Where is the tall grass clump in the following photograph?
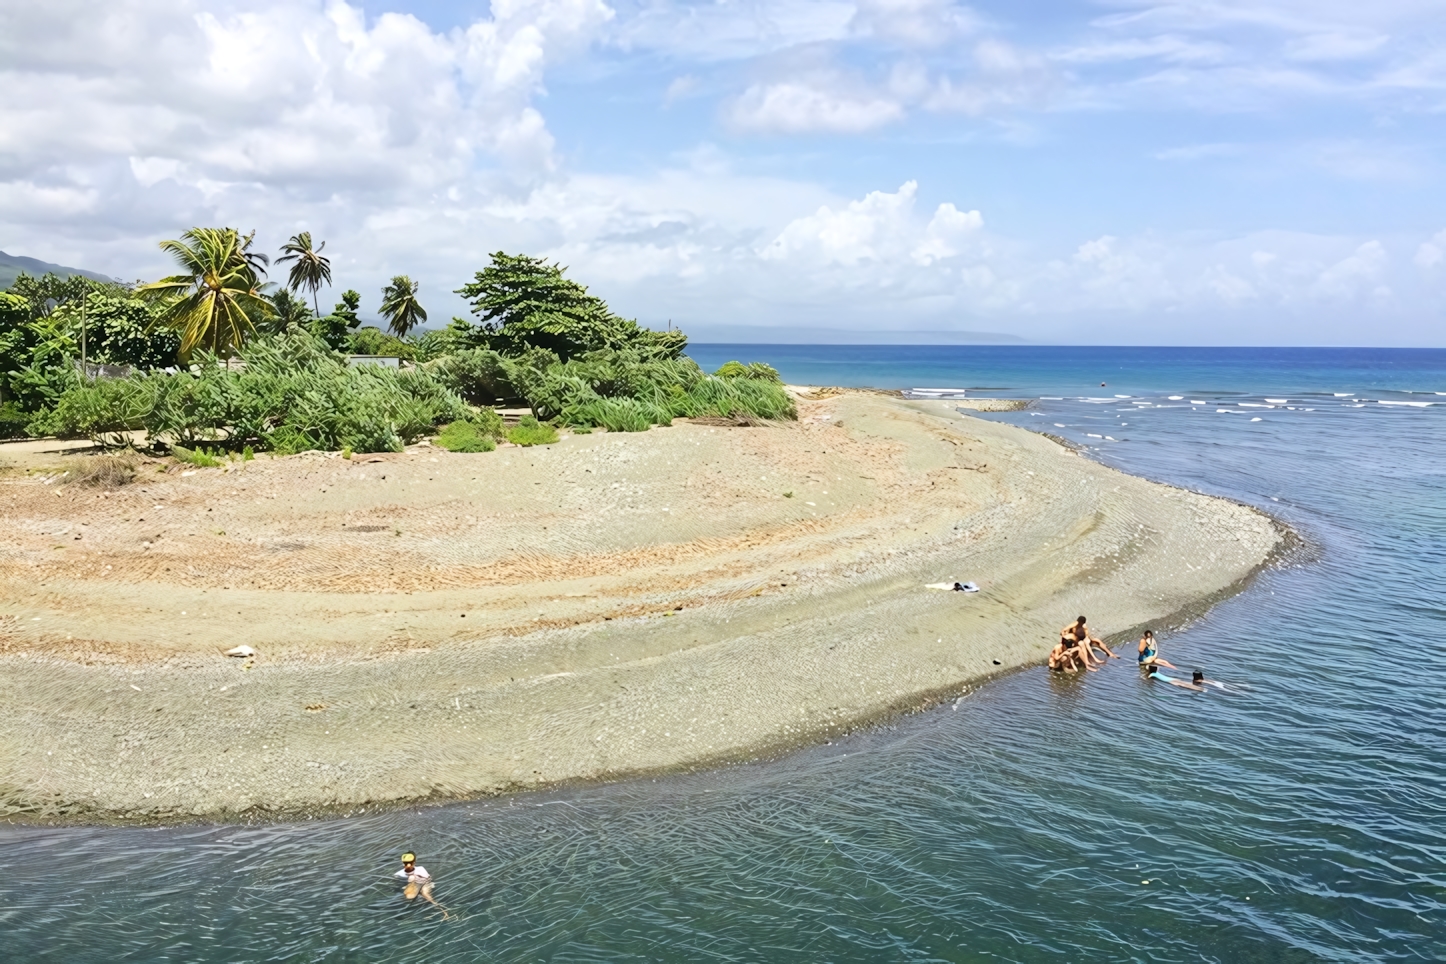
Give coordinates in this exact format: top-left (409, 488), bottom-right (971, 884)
top-left (71, 452), bottom-right (140, 487)
top-left (565, 397), bottom-right (670, 432)
top-left (171, 445), bottom-right (224, 468)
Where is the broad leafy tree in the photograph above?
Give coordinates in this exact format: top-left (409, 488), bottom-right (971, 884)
top-left (138, 228), bottom-right (274, 359)
top-left (454, 252), bottom-right (685, 361)
top-left (276, 232), bottom-right (332, 315)
top-left (310, 289), bottom-right (363, 350)
top-left (379, 275), bottom-right (426, 338)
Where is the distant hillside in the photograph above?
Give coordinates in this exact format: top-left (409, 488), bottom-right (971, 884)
top-left (689, 325), bottom-right (1029, 345)
top-left (0, 250), bottom-right (115, 290)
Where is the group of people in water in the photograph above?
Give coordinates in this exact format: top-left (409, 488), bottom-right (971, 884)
top-left (397, 617), bottom-right (1221, 916)
top-left (1048, 616), bottom-right (1221, 691)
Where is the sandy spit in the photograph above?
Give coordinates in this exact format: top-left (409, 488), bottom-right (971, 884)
top-left (0, 393), bottom-right (1281, 824)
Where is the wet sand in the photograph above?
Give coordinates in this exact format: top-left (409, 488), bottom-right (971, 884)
top-left (0, 392), bottom-right (1281, 823)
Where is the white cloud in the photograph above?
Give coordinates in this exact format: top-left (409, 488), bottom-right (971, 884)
top-left (727, 36), bottom-right (1055, 133)
top-left (0, 0), bottom-right (616, 297)
top-left (1285, 31), bottom-right (1389, 62)
top-left (849, 0), bottom-right (980, 48)
top-left (1153, 143), bottom-right (1245, 161)
top-left (728, 77), bottom-right (905, 133)
top-left (609, 0), bottom-right (855, 62)
top-left (913, 203), bottom-right (984, 264)
top-left (761, 181), bottom-right (924, 264)
top-left (0, 0), bottom-right (612, 217)
top-left (1414, 230), bottom-right (1446, 269)
top-left (1, 1), bottom-right (1442, 344)
top-left (1315, 240), bottom-right (1387, 296)
top-left (1053, 35), bottom-right (1228, 66)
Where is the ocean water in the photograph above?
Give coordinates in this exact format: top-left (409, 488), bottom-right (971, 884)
top-left (4, 347), bottom-right (1443, 963)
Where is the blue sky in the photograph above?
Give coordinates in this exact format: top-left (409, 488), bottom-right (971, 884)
top-left (2, 0), bottom-right (1444, 344)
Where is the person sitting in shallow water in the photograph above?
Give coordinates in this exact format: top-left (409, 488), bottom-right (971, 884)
top-left (1062, 616), bottom-right (1118, 667)
top-left (396, 852), bottom-right (449, 919)
top-left (1048, 638), bottom-right (1092, 673)
top-left (1136, 630), bottom-right (1177, 670)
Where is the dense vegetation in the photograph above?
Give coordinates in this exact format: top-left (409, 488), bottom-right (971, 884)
top-left (0, 231), bottom-right (793, 452)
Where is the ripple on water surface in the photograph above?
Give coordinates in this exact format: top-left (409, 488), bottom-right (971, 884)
top-left (4, 348), bottom-right (1445, 962)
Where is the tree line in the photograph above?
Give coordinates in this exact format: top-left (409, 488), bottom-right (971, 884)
top-left (0, 225), bottom-right (789, 451)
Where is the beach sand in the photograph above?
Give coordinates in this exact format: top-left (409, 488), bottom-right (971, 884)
top-left (0, 392), bottom-right (1282, 823)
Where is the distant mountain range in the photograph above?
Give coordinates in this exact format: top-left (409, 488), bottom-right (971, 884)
top-left (688, 325), bottom-right (1028, 345)
top-left (0, 250), bottom-right (115, 290)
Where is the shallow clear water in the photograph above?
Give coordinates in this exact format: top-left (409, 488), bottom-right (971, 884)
top-left (5, 347), bottom-right (1444, 962)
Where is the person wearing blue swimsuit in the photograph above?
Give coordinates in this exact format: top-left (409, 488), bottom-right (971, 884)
top-left (1136, 630), bottom-right (1176, 670)
top-left (1146, 666), bottom-right (1204, 691)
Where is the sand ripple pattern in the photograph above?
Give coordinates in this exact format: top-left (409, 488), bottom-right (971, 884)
top-left (0, 394), bottom-right (1278, 822)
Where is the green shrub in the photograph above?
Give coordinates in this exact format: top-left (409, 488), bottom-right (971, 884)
top-left (0, 401), bottom-right (31, 439)
top-left (506, 415), bottom-right (558, 446)
top-left (37, 330), bottom-right (469, 454)
top-left (466, 406), bottom-right (505, 438)
top-left (28, 374), bottom-right (157, 444)
top-left (713, 360), bottom-right (781, 383)
top-left (426, 348), bottom-right (517, 405)
top-left (346, 326), bottom-right (415, 359)
top-left (435, 420), bottom-right (497, 452)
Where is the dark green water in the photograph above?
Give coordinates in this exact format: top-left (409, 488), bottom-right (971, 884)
top-left (4, 348), bottom-right (1443, 962)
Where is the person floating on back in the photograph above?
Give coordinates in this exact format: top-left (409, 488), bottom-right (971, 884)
top-left (1145, 665), bottom-right (1204, 691)
top-left (1192, 670), bottom-right (1227, 690)
top-left (1136, 629), bottom-right (1177, 670)
top-left (396, 851), bottom-right (449, 919)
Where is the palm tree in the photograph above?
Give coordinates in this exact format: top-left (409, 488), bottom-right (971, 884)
top-left (379, 275), bottom-right (427, 338)
top-left (263, 286), bottom-right (313, 333)
top-left (275, 232), bottom-right (332, 315)
top-left (138, 227), bottom-right (274, 359)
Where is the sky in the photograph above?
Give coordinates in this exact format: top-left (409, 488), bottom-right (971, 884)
top-left (2, 0), bottom-right (1444, 345)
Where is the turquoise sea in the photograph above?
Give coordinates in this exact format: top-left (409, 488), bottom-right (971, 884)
top-left (4, 346), bottom-right (1443, 962)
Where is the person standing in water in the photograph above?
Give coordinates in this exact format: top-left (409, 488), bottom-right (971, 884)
top-left (1137, 630), bottom-right (1177, 670)
top-left (396, 852), bottom-right (449, 919)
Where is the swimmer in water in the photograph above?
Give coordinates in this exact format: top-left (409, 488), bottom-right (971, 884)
top-left (395, 852), bottom-right (449, 919)
top-left (1146, 666), bottom-right (1204, 692)
top-left (1136, 630), bottom-right (1177, 670)
top-left (1191, 670), bottom-right (1226, 690)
